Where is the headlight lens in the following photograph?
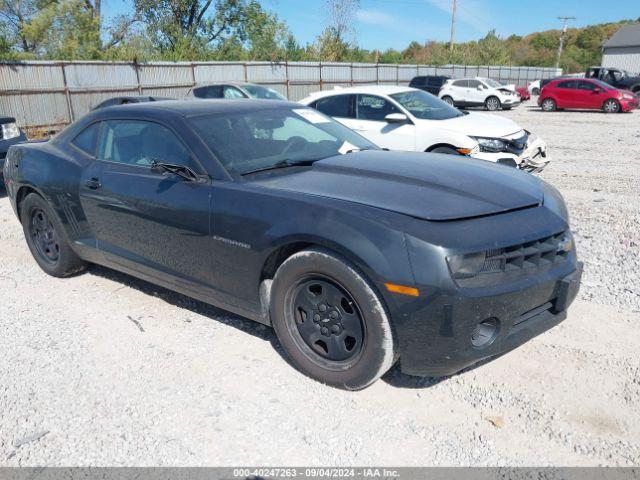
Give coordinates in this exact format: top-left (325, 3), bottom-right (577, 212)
top-left (2, 122), bottom-right (20, 140)
top-left (447, 251), bottom-right (486, 279)
top-left (473, 137), bottom-right (507, 153)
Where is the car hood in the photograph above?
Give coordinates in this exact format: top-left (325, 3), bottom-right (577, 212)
top-left (432, 112), bottom-right (524, 139)
top-left (249, 151), bottom-right (543, 221)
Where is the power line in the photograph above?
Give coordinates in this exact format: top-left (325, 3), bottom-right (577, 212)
top-left (556, 16), bottom-right (576, 68)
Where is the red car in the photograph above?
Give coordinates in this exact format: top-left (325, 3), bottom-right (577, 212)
top-left (539, 78), bottom-right (638, 113)
top-left (516, 86), bottom-right (531, 101)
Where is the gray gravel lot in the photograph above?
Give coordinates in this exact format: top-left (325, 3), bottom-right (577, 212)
top-left (0, 104), bottom-right (639, 466)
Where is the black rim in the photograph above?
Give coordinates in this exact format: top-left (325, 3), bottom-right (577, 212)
top-left (287, 276), bottom-right (365, 364)
top-left (30, 208), bottom-right (60, 264)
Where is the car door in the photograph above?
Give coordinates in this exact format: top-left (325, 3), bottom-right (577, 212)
top-left (575, 80), bottom-right (601, 109)
top-left (466, 79), bottom-right (487, 105)
top-left (448, 79), bottom-right (469, 104)
top-left (78, 119), bottom-right (214, 287)
top-left (352, 94), bottom-right (416, 151)
top-left (554, 80), bottom-right (579, 108)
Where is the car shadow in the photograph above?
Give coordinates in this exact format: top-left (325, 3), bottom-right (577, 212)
top-left (87, 264), bottom-right (286, 354)
top-left (0, 185), bottom-right (7, 199)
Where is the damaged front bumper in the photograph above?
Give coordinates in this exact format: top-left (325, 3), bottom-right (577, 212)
top-left (472, 135), bottom-right (550, 173)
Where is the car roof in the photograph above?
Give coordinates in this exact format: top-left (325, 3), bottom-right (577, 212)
top-left (91, 98), bottom-right (298, 117)
top-left (306, 85), bottom-right (417, 98)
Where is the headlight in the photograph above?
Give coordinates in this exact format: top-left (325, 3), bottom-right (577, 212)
top-left (472, 137), bottom-right (507, 153)
top-left (447, 251), bottom-right (486, 279)
top-left (2, 122), bottom-right (20, 140)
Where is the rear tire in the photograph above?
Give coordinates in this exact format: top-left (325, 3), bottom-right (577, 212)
top-left (270, 248), bottom-right (396, 390)
top-left (485, 96), bottom-right (501, 111)
top-left (541, 98), bottom-right (557, 112)
top-left (441, 96), bottom-right (454, 106)
top-left (603, 99), bottom-right (620, 114)
top-left (20, 193), bottom-right (86, 277)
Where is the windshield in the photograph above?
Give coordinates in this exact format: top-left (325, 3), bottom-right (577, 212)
top-left (189, 107), bottom-right (377, 175)
top-left (242, 84), bottom-right (287, 100)
top-left (481, 78), bottom-right (502, 88)
top-left (390, 90), bottom-right (464, 120)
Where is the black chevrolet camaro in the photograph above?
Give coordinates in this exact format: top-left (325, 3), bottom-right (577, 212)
top-left (2, 100), bottom-right (582, 390)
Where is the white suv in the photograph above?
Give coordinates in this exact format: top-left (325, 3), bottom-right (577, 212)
top-left (439, 77), bottom-right (520, 111)
top-left (299, 85), bottom-right (549, 172)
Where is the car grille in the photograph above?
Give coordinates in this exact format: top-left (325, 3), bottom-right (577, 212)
top-left (480, 231), bottom-right (569, 275)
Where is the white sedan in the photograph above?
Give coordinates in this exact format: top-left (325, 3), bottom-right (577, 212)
top-left (298, 85), bottom-right (549, 172)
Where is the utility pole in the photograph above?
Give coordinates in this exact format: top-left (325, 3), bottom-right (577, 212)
top-left (556, 16), bottom-right (576, 68)
top-left (449, 0), bottom-right (457, 51)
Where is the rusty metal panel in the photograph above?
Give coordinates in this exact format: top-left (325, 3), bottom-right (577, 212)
top-left (287, 62), bottom-right (320, 82)
top-left (194, 63), bottom-right (245, 83)
top-left (0, 62), bottom-right (65, 91)
top-left (64, 63), bottom-right (137, 89)
top-left (0, 93), bottom-right (69, 127)
top-left (246, 62), bottom-right (287, 82)
top-left (140, 86), bottom-right (192, 98)
top-left (138, 63), bottom-right (193, 87)
top-left (352, 63), bottom-right (377, 82)
top-left (322, 63), bottom-right (351, 83)
top-left (288, 83), bottom-right (322, 101)
top-left (70, 90), bottom-right (138, 117)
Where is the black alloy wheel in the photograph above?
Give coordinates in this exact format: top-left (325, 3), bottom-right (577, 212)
top-left (29, 207), bottom-right (60, 265)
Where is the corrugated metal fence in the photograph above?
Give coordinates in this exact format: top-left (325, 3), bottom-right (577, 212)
top-left (0, 60), bottom-right (562, 130)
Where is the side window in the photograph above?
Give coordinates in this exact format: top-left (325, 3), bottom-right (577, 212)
top-left (356, 94), bottom-right (401, 122)
top-left (467, 80), bottom-right (482, 89)
top-left (97, 120), bottom-right (194, 169)
top-left (72, 122), bottom-right (100, 156)
top-left (452, 80), bottom-right (468, 88)
top-left (314, 94), bottom-right (353, 118)
top-left (577, 81), bottom-right (596, 91)
top-left (223, 86), bottom-right (246, 99)
top-left (411, 77), bottom-right (426, 87)
top-left (193, 85), bottom-right (223, 98)
top-left (557, 80), bottom-right (577, 89)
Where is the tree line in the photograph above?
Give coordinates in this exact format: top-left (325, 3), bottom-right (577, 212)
top-left (0, 0), bottom-right (637, 72)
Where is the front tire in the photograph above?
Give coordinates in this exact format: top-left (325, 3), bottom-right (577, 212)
top-left (541, 98), bottom-right (557, 112)
top-left (270, 248), bottom-right (396, 390)
top-left (441, 96), bottom-right (454, 106)
top-left (603, 99), bottom-right (620, 114)
top-left (21, 193), bottom-right (86, 277)
top-left (485, 96), bottom-right (502, 111)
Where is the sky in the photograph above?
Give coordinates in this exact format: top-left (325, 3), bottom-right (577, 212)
top-left (102, 0), bottom-right (639, 50)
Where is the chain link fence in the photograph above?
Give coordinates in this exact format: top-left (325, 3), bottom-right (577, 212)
top-left (0, 60), bottom-right (562, 133)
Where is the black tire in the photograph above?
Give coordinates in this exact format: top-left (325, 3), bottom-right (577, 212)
top-left (270, 248), bottom-right (396, 390)
top-left (541, 97), bottom-right (557, 112)
top-left (602, 99), bottom-right (620, 114)
top-left (532, 87), bottom-right (540, 96)
top-left (441, 96), bottom-right (454, 106)
top-left (485, 96), bottom-right (501, 111)
top-left (430, 146), bottom-right (460, 155)
top-left (20, 193), bottom-right (86, 277)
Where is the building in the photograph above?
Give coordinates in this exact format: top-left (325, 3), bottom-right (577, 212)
top-left (602, 24), bottom-right (640, 73)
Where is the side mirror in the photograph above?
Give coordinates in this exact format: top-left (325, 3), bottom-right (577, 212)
top-left (384, 113), bottom-right (408, 124)
top-left (477, 86), bottom-right (483, 91)
top-left (593, 87), bottom-right (603, 94)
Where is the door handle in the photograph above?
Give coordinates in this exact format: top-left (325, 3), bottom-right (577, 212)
top-left (85, 178), bottom-right (102, 190)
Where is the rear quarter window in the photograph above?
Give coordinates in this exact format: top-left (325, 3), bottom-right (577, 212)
top-left (71, 123), bottom-right (100, 156)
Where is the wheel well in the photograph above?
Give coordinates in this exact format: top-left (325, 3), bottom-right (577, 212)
top-left (260, 242), bottom-right (314, 282)
top-left (426, 143), bottom-right (458, 153)
top-left (15, 186), bottom-right (39, 218)
top-left (485, 95), bottom-right (500, 102)
top-left (630, 84), bottom-right (640, 94)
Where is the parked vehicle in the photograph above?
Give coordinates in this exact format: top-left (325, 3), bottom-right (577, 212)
top-left (409, 75), bottom-right (450, 95)
top-left (438, 77), bottom-right (520, 111)
top-left (299, 86), bottom-right (549, 172)
top-left (585, 66), bottom-right (640, 94)
top-left (92, 96), bottom-right (172, 109)
top-left (189, 83), bottom-right (287, 100)
top-left (528, 80), bottom-right (541, 96)
top-left (539, 78), bottom-right (638, 113)
top-left (0, 116), bottom-right (27, 178)
top-left (516, 87), bottom-right (531, 101)
top-left (3, 100), bottom-right (582, 389)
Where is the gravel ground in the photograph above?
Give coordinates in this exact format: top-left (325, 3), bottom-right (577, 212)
top-left (0, 104), bottom-right (639, 466)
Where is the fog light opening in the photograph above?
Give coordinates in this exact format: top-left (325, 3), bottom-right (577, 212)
top-left (471, 317), bottom-right (500, 348)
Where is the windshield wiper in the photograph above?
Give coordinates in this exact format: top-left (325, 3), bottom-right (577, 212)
top-left (241, 159), bottom-right (317, 175)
